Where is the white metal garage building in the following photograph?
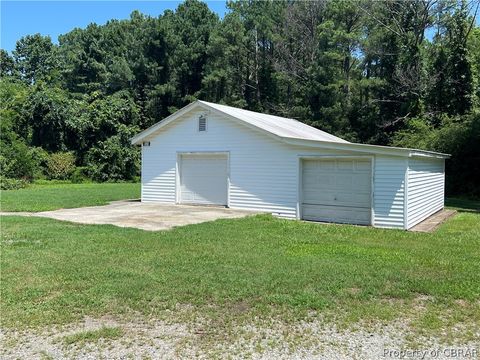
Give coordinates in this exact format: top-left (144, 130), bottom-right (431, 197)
top-left (132, 100), bottom-right (449, 230)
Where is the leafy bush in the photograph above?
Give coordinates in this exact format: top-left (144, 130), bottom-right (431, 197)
top-left (0, 176), bottom-right (28, 190)
top-left (0, 138), bottom-right (38, 180)
top-left (86, 125), bottom-right (140, 182)
top-left (29, 147), bottom-right (49, 179)
top-left (46, 152), bottom-right (76, 180)
top-left (0, 91), bottom-right (40, 181)
top-left (393, 112), bottom-right (480, 197)
top-left (70, 166), bottom-right (90, 183)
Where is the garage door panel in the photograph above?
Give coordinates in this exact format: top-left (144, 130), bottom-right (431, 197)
top-left (355, 193), bottom-right (371, 203)
top-left (336, 176), bottom-right (353, 188)
top-left (303, 192), bottom-right (370, 208)
top-left (183, 159), bottom-right (225, 172)
top-left (356, 160), bottom-right (371, 171)
top-left (302, 158), bottom-right (372, 225)
top-left (319, 160), bottom-right (335, 170)
top-left (303, 190), bottom-right (336, 204)
top-left (180, 154), bottom-right (228, 205)
top-left (302, 204), bottom-right (371, 225)
top-left (355, 175), bottom-right (371, 188)
top-left (337, 160), bottom-right (354, 171)
top-left (318, 175), bottom-right (335, 187)
top-left (336, 193), bottom-right (367, 204)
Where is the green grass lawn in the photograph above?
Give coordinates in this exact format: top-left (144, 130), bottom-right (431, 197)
top-left (1, 199), bottom-right (479, 342)
top-left (61, 326), bottom-right (124, 345)
top-left (0, 182), bottom-right (140, 212)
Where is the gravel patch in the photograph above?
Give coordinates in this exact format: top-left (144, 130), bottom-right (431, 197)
top-left (1, 315), bottom-right (189, 360)
top-left (1, 313), bottom-right (477, 359)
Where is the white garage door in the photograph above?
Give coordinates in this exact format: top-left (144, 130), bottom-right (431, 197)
top-left (179, 154), bottom-right (228, 205)
top-left (301, 158), bottom-right (372, 225)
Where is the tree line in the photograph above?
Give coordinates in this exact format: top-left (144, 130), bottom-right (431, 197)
top-left (1, 0), bottom-right (479, 195)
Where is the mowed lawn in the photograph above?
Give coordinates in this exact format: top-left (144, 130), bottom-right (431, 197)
top-left (1, 189), bottom-right (479, 342)
top-left (0, 184), bottom-right (480, 341)
top-left (0, 182), bottom-right (140, 212)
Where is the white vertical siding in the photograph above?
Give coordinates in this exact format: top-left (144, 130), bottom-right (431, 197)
top-left (406, 158), bottom-right (445, 229)
top-left (373, 156), bottom-right (407, 229)
top-left (141, 109), bottom-right (350, 219)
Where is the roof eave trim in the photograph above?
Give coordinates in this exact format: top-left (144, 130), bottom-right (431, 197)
top-left (409, 151), bottom-right (451, 159)
top-left (282, 138), bottom-right (450, 158)
top-left (281, 137), bottom-right (410, 156)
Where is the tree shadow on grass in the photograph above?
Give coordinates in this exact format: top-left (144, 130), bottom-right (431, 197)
top-left (445, 198), bottom-right (480, 213)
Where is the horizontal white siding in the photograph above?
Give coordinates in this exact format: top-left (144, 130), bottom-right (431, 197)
top-left (406, 158), bottom-right (445, 229)
top-left (142, 109), bottom-right (351, 219)
top-left (373, 156), bottom-right (407, 229)
top-left (142, 109), bottom-right (417, 228)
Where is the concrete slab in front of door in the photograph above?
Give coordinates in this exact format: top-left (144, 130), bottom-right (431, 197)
top-left (13, 200), bottom-right (260, 231)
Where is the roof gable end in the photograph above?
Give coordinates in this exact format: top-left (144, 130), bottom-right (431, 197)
top-left (131, 100), bottom-right (450, 159)
top-left (131, 100), bottom-right (348, 145)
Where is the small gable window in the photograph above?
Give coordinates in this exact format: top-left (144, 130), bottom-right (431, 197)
top-left (198, 115), bottom-right (207, 132)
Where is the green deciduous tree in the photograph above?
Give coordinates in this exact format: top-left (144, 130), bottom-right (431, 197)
top-left (0, 0), bottom-right (478, 192)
